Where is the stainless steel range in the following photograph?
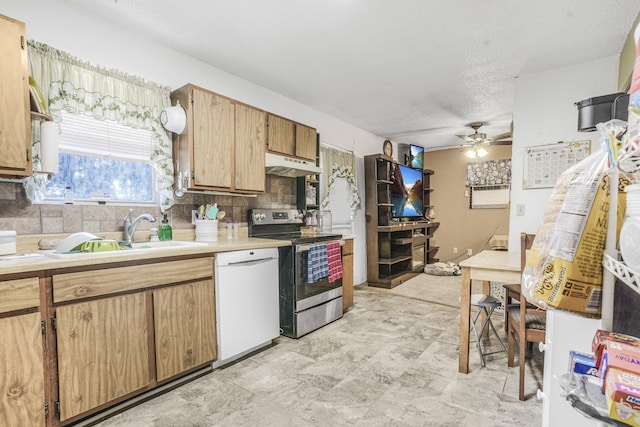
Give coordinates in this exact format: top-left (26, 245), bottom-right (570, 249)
top-left (248, 208), bottom-right (343, 338)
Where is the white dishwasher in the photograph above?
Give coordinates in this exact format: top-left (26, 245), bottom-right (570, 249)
top-left (213, 247), bottom-right (279, 368)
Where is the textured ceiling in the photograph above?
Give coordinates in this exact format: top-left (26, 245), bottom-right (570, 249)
top-left (62, 0), bottom-right (640, 150)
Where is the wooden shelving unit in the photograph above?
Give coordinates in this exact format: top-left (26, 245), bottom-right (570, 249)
top-left (296, 174), bottom-right (320, 211)
top-left (365, 154), bottom-right (439, 289)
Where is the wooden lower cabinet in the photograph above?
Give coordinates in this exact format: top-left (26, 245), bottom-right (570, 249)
top-left (342, 238), bottom-right (354, 311)
top-left (153, 279), bottom-right (216, 382)
top-left (0, 311), bottom-right (46, 427)
top-left (55, 292), bottom-right (150, 422)
top-left (50, 255), bottom-right (216, 425)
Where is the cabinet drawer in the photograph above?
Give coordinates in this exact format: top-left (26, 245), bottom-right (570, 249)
top-left (0, 277), bottom-right (40, 313)
top-left (53, 257), bottom-right (214, 303)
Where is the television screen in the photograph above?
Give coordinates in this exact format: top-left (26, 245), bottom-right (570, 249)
top-left (391, 164), bottom-right (424, 219)
top-left (409, 145), bottom-right (424, 169)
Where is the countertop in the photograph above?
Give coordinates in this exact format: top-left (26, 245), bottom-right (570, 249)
top-left (0, 237), bottom-right (291, 276)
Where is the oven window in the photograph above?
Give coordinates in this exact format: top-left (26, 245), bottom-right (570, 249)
top-left (295, 245), bottom-right (342, 301)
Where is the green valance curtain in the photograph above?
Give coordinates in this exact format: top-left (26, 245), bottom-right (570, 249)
top-left (319, 144), bottom-right (361, 210)
top-left (25, 41), bottom-right (174, 210)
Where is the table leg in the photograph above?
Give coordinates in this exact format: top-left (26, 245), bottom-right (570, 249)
top-left (481, 280), bottom-right (491, 337)
top-left (459, 266), bottom-right (471, 373)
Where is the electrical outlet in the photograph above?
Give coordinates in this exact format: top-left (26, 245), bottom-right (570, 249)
top-left (452, 247), bottom-right (458, 254)
top-left (191, 210), bottom-right (198, 225)
top-left (467, 248), bottom-right (473, 256)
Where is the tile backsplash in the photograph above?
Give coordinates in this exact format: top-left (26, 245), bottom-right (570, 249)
top-left (0, 175), bottom-right (297, 236)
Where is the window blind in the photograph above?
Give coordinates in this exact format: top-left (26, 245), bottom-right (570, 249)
top-left (58, 111), bottom-right (152, 162)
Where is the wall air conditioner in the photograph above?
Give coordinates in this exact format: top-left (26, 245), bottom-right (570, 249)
top-left (470, 184), bottom-right (510, 209)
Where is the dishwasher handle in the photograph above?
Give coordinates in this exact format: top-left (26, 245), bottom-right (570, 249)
top-left (215, 247), bottom-right (279, 267)
top-left (222, 258), bottom-right (275, 268)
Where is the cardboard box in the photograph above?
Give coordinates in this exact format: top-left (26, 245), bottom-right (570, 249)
top-left (599, 340), bottom-right (640, 392)
top-left (606, 367), bottom-right (640, 426)
top-left (592, 329), bottom-right (640, 369)
top-left (569, 351), bottom-right (598, 377)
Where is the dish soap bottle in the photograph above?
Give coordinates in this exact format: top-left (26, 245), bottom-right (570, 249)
top-left (158, 213), bottom-right (172, 241)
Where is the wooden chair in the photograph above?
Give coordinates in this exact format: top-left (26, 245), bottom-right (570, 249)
top-left (504, 233), bottom-right (546, 401)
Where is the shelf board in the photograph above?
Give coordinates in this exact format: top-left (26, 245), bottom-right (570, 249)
top-left (423, 169), bottom-right (434, 175)
top-left (378, 203), bottom-right (393, 207)
top-left (377, 179), bottom-right (393, 185)
top-left (427, 246), bottom-right (440, 254)
top-left (378, 255), bottom-right (412, 265)
top-left (391, 238), bottom-right (413, 245)
top-left (603, 253), bottom-right (640, 294)
top-left (368, 270), bottom-right (421, 289)
top-left (412, 235), bottom-right (427, 245)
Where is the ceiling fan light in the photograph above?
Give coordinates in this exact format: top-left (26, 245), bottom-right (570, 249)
top-left (465, 148), bottom-right (477, 159)
top-left (477, 147), bottom-right (488, 157)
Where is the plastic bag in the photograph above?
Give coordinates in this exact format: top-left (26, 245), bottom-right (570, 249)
top-left (522, 124), bottom-right (629, 315)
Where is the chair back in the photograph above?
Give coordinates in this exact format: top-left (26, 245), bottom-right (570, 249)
top-left (520, 233), bottom-right (535, 273)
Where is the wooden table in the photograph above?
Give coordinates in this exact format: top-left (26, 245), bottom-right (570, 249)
top-left (458, 250), bottom-right (521, 373)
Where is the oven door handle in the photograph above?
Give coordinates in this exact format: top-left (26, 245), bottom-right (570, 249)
top-left (295, 240), bottom-right (342, 253)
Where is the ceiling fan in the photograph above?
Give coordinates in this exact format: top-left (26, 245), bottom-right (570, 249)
top-left (457, 122), bottom-right (492, 146)
top-left (456, 121), bottom-right (512, 158)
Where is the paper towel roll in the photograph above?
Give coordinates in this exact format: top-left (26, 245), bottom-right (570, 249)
top-left (40, 121), bottom-right (59, 174)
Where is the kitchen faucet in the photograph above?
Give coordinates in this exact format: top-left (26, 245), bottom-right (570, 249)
top-left (123, 209), bottom-right (157, 244)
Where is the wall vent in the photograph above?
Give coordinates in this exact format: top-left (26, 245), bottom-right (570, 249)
top-left (470, 184), bottom-right (510, 209)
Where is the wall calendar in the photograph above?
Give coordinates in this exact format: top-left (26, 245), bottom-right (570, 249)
top-left (523, 140), bottom-right (591, 189)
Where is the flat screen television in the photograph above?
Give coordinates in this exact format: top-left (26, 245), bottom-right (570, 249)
top-left (409, 145), bottom-right (424, 169)
top-left (390, 163), bottom-right (424, 220)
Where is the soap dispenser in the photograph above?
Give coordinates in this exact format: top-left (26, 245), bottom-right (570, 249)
top-left (158, 213), bottom-right (172, 241)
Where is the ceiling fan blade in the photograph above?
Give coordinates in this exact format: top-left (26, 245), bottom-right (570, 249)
top-left (456, 134), bottom-right (475, 143)
top-left (491, 131), bottom-right (512, 145)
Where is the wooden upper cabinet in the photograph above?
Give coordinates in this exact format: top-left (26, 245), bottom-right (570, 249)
top-left (295, 123), bottom-right (317, 162)
top-left (191, 88), bottom-right (234, 189)
top-left (235, 104), bottom-right (266, 192)
top-left (0, 14), bottom-right (32, 177)
top-left (267, 114), bottom-right (318, 162)
top-left (267, 114), bottom-right (295, 156)
top-left (171, 84), bottom-right (265, 194)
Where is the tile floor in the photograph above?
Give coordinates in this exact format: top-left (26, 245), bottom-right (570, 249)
top-left (95, 283), bottom-right (544, 426)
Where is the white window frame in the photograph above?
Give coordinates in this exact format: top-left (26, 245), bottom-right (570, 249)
top-left (43, 111), bottom-right (158, 206)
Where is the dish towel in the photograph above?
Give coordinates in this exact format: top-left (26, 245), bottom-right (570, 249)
top-left (307, 243), bottom-right (329, 283)
top-left (327, 241), bottom-right (343, 283)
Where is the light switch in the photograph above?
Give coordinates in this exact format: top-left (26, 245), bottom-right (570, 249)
top-left (516, 204), bottom-right (525, 216)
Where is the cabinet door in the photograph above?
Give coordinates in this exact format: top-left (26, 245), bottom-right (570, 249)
top-left (0, 312), bottom-right (45, 427)
top-left (342, 239), bottom-right (354, 311)
top-left (0, 15), bottom-right (31, 176)
top-left (153, 280), bottom-right (216, 382)
top-left (56, 293), bottom-right (150, 421)
top-left (295, 124), bottom-right (317, 161)
top-left (191, 88), bottom-right (234, 189)
top-left (267, 114), bottom-right (295, 156)
top-left (235, 104), bottom-right (266, 192)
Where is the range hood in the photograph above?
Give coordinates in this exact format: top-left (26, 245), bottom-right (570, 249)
top-left (265, 152), bottom-right (322, 177)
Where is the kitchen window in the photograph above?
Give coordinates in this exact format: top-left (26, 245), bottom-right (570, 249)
top-left (25, 41), bottom-right (174, 209)
top-left (44, 111), bottom-right (155, 203)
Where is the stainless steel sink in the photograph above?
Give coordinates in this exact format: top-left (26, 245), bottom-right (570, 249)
top-left (41, 240), bottom-right (208, 258)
